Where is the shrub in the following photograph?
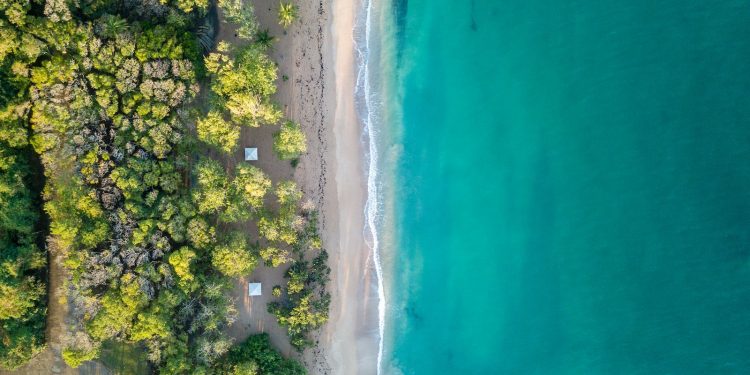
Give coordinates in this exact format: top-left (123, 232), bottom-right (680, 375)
top-left (273, 121), bottom-right (306, 160)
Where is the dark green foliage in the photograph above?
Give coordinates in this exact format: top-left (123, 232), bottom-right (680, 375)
top-left (194, 5), bottom-right (217, 56)
top-left (219, 333), bottom-right (306, 375)
top-left (0, 61), bottom-right (27, 110)
top-left (196, 24), bottom-right (215, 54)
top-left (255, 29), bottom-right (275, 51)
top-left (268, 252), bottom-right (330, 350)
top-left (0, 152), bottom-right (36, 234)
top-left (98, 14), bottom-right (129, 38)
top-left (0, 318), bottom-right (46, 370)
top-left (0, 146), bottom-right (46, 370)
top-left (0, 6), bottom-right (49, 368)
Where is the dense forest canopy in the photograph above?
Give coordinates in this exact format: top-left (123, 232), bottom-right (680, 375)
top-left (0, 122), bottom-right (46, 370)
top-left (0, 8), bottom-right (47, 367)
top-left (0, 0), bottom-right (327, 372)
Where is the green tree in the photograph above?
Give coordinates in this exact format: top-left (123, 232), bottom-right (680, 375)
top-left (285, 268), bottom-right (306, 295)
top-left (222, 164), bottom-right (271, 222)
top-left (62, 346), bottom-right (99, 368)
top-left (130, 308), bottom-right (171, 342)
top-left (273, 121), bottom-right (306, 160)
top-left (225, 92), bottom-right (282, 127)
top-left (206, 44), bottom-right (282, 127)
top-left (268, 295), bottom-right (327, 350)
top-left (197, 111), bottom-right (240, 153)
top-left (193, 158), bottom-right (229, 215)
top-left (275, 180), bottom-right (302, 208)
top-left (258, 214), bottom-right (299, 246)
top-left (0, 278), bottom-right (45, 320)
top-left (0, 144), bottom-right (46, 370)
top-left (168, 247), bottom-right (198, 292)
top-left (218, 0), bottom-right (258, 39)
top-left (158, 335), bottom-right (192, 374)
top-left (62, 332), bottom-right (100, 369)
top-left (211, 232), bottom-right (257, 277)
top-left (0, 320), bottom-right (46, 370)
top-left (0, 150), bottom-right (37, 234)
top-left (97, 15), bottom-right (128, 38)
top-left (187, 217), bottom-right (216, 250)
top-left (174, 0), bottom-right (209, 13)
top-left (272, 285), bottom-right (282, 298)
top-left (220, 333), bottom-right (305, 375)
top-left (278, 2), bottom-right (298, 29)
top-left (255, 29), bottom-right (275, 51)
top-left (259, 247), bottom-right (292, 267)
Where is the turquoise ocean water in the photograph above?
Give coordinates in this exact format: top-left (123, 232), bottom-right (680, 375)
top-left (366, 0), bottom-right (750, 373)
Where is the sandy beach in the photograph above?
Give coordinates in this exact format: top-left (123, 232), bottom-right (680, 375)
top-left (319, 0), bottom-right (381, 373)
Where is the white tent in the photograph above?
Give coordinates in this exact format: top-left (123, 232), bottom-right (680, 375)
top-left (248, 282), bottom-right (262, 296)
top-left (244, 147), bottom-right (258, 161)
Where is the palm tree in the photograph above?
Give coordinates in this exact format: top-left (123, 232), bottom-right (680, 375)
top-left (100, 15), bottom-right (128, 38)
top-left (196, 16), bottom-right (217, 54)
top-left (255, 29), bottom-right (276, 50)
top-left (278, 1), bottom-right (298, 29)
top-left (196, 24), bottom-right (215, 54)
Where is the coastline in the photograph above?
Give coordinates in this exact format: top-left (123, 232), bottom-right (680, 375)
top-left (314, 0), bottom-right (381, 373)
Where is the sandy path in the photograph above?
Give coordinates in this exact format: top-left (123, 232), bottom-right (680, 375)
top-left (215, 0), bottom-right (296, 357)
top-left (220, 0), bottom-right (380, 373)
top-left (218, 0), bottom-right (341, 365)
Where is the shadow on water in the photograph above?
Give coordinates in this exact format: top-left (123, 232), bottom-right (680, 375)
top-left (392, 0), bottom-right (408, 37)
top-left (404, 305), bottom-right (423, 326)
top-left (391, 0), bottom-right (409, 63)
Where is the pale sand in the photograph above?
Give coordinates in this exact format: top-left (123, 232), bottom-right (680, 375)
top-left (318, 0), bottom-right (380, 373)
top-left (221, 0), bottom-right (379, 374)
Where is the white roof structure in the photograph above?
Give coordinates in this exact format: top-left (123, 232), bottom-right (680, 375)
top-left (244, 147), bottom-right (258, 161)
top-left (248, 282), bottom-right (262, 296)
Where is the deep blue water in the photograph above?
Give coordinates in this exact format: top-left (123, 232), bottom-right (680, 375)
top-left (378, 0), bottom-right (750, 373)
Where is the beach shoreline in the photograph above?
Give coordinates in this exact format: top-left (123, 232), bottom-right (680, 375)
top-left (315, 0), bottom-right (381, 373)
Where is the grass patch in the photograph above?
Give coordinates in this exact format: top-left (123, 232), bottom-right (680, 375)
top-left (99, 341), bottom-right (150, 375)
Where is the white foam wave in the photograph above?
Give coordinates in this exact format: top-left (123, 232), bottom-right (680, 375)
top-left (354, 0), bottom-right (386, 373)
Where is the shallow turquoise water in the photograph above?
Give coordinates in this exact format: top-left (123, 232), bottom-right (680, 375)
top-left (381, 0), bottom-right (750, 373)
